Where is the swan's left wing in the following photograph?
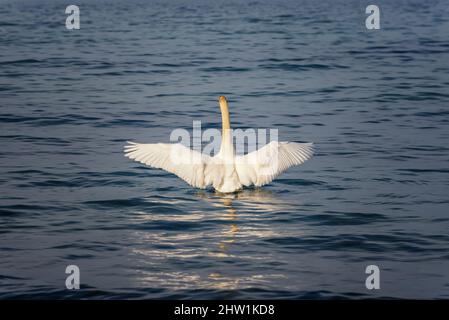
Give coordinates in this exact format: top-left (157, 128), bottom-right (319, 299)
top-left (124, 142), bottom-right (211, 188)
top-left (235, 141), bottom-right (314, 187)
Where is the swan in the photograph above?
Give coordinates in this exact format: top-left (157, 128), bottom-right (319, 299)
top-left (124, 96), bottom-right (314, 193)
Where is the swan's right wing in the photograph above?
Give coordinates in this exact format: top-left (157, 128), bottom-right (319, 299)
top-left (124, 142), bottom-right (211, 188)
top-left (235, 141), bottom-right (314, 187)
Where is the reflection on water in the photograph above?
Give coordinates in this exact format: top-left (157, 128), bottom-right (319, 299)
top-left (196, 188), bottom-right (296, 255)
top-left (197, 188), bottom-right (298, 213)
top-left (129, 189), bottom-right (294, 292)
top-left (197, 190), bottom-right (291, 290)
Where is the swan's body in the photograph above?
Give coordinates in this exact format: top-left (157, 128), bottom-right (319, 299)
top-left (124, 96), bottom-right (314, 193)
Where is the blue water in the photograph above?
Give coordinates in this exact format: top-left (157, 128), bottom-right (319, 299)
top-left (1, 0), bottom-right (449, 299)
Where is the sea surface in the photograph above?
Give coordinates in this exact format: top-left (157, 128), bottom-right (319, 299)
top-left (1, 0), bottom-right (449, 299)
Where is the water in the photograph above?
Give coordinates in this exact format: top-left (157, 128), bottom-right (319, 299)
top-left (1, 0), bottom-right (449, 299)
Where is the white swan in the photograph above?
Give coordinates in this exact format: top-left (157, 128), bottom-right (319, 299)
top-left (124, 96), bottom-right (314, 193)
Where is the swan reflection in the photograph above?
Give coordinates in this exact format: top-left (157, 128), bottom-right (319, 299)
top-left (131, 188), bottom-right (294, 291)
top-left (193, 188), bottom-right (294, 290)
top-left (196, 188), bottom-right (295, 213)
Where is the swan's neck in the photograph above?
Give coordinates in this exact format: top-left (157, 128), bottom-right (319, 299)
top-left (221, 104), bottom-right (230, 131)
top-left (219, 98), bottom-right (233, 156)
top-left (220, 128), bottom-right (233, 156)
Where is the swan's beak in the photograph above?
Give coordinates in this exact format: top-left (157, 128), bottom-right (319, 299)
top-left (219, 96), bottom-right (228, 111)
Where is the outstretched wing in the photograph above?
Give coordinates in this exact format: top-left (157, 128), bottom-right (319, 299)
top-left (124, 142), bottom-right (211, 188)
top-left (235, 141), bottom-right (314, 187)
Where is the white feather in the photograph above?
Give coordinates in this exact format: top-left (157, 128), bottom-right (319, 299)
top-left (124, 142), bottom-right (210, 189)
top-left (235, 141), bottom-right (314, 187)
